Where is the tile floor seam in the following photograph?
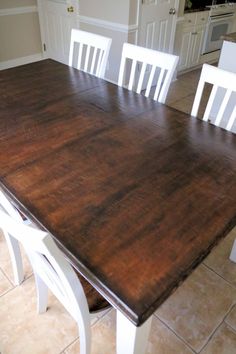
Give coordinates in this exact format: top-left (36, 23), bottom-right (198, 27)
top-left (155, 267), bottom-right (236, 354)
top-left (198, 302), bottom-right (236, 353)
top-left (154, 313), bottom-right (197, 354)
top-left (167, 92), bottom-right (196, 106)
top-left (59, 335), bottom-right (79, 354)
top-left (0, 282), bottom-right (16, 298)
top-left (224, 319), bottom-right (236, 334)
top-left (198, 319), bottom-right (224, 353)
top-left (0, 273), bottom-right (33, 299)
top-left (58, 308), bottom-right (113, 354)
top-left (202, 262), bottom-right (236, 290)
top-left (0, 265), bottom-right (15, 286)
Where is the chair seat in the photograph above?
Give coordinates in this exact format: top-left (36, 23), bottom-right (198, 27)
top-left (75, 269), bottom-right (111, 313)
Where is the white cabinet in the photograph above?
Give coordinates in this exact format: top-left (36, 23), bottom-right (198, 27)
top-left (177, 11), bottom-right (208, 71)
top-left (178, 29), bottom-right (191, 71)
top-left (178, 25), bottom-right (205, 71)
top-left (188, 26), bottom-right (205, 67)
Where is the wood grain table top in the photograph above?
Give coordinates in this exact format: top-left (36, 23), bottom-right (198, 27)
top-left (1, 60), bottom-right (236, 326)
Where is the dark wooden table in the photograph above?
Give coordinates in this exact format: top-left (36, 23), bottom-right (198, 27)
top-left (1, 60), bottom-right (236, 353)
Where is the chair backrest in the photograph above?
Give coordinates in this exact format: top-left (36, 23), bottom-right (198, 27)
top-left (0, 190), bottom-right (24, 285)
top-left (69, 29), bottom-right (112, 78)
top-left (118, 43), bottom-right (179, 103)
top-left (191, 63), bottom-right (236, 132)
top-left (0, 193), bottom-right (91, 353)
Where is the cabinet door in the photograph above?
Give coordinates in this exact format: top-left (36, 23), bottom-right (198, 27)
top-left (188, 26), bottom-right (205, 67)
top-left (178, 29), bottom-right (192, 71)
top-left (139, 0), bottom-right (177, 53)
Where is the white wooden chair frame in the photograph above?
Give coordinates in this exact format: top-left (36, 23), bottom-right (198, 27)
top-left (69, 29), bottom-right (112, 79)
top-left (0, 192), bottom-right (95, 354)
top-left (191, 63), bottom-right (236, 131)
top-left (118, 43), bottom-right (179, 104)
top-left (0, 190), bottom-right (24, 285)
top-left (191, 63), bottom-right (236, 263)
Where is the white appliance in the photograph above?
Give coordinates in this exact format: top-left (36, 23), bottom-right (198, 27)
top-left (202, 2), bottom-right (236, 54)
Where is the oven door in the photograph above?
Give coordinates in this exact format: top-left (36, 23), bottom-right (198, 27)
top-left (203, 13), bottom-right (234, 54)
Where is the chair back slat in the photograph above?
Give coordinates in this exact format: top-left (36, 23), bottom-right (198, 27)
top-left (129, 60), bottom-right (137, 91)
top-left (203, 85), bottom-right (218, 121)
top-left (69, 29), bottom-right (112, 79)
top-left (154, 68), bottom-right (165, 101)
top-left (226, 106), bottom-right (236, 131)
top-left (77, 43), bottom-right (83, 70)
top-left (118, 43), bottom-right (179, 103)
top-left (90, 47), bottom-right (98, 74)
top-left (96, 49), bottom-right (103, 77)
top-left (145, 65), bottom-right (156, 98)
top-left (84, 45), bottom-right (91, 72)
top-left (215, 89), bottom-right (232, 127)
top-left (191, 64), bottom-right (236, 132)
top-left (137, 63), bottom-right (147, 94)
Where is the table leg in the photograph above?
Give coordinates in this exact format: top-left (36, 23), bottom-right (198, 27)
top-left (116, 310), bottom-right (152, 354)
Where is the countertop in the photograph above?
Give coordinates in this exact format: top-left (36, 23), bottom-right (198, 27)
top-left (221, 32), bottom-right (236, 43)
top-left (184, 7), bottom-right (209, 13)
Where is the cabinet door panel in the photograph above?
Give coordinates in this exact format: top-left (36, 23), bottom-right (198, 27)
top-left (178, 30), bottom-right (191, 71)
top-left (189, 27), bottom-right (205, 67)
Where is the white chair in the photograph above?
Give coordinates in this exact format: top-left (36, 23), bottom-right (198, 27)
top-left (118, 43), bottom-right (179, 103)
top-left (0, 192), bottom-right (109, 354)
top-left (69, 29), bottom-right (112, 79)
top-left (0, 190), bottom-right (24, 285)
top-left (191, 63), bottom-right (236, 263)
top-left (191, 63), bottom-right (236, 131)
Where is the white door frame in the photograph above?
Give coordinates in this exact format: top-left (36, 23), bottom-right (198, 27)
top-left (37, 0), bottom-right (48, 59)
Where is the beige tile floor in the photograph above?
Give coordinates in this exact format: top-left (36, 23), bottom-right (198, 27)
top-left (1, 68), bottom-right (236, 354)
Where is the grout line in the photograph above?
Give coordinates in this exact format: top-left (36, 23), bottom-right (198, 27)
top-left (0, 268), bottom-right (16, 290)
top-left (202, 263), bottom-right (236, 290)
top-left (59, 335), bottom-right (79, 354)
top-left (59, 308), bottom-right (113, 354)
top-left (0, 272), bottom-right (34, 299)
top-left (0, 266), bottom-right (15, 286)
top-left (225, 320), bottom-right (236, 334)
top-left (155, 264), bottom-right (236, 354)
top-left (198, 303), bottom-right (236, 353)
top-left (154, 313), bottom-right (197, 353)
top-left (166, 92), bottom-right (196, 106)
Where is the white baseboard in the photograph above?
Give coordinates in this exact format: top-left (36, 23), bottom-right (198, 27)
top-left (79, 15), bottom-right (138, 33)
top-left (0, 53), bottom-right (44, 71)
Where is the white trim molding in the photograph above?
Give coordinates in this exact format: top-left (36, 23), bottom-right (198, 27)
top-left (79, 15), bottom-right (138, 33)
top-left (0, 6), bottom-right (38, 16)
top-left (0, 53), bottom-right (44, 71)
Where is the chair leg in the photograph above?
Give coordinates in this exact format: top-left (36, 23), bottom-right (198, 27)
top-left (230, 239), bottom-right (236, 263)
top-left (4, 232), bottom-right (24, 285)
top-left (77, 321), bottom-right (91, 354)
top-left (34, 273), bottom-right (48, 314)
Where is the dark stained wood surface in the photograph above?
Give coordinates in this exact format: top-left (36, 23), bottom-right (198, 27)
top-left (1, 60), bottom-right (236, 326)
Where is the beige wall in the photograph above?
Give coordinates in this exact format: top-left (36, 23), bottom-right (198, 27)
top-left (79, 22), bottom-right (128, 83)
top-left (0, 0), bottom-right (42, 63)
top-left (80, 0), bottom-right (130, 25)
top-left (129, 0), bottom-right (139, 25)
top-left (0, 0), bottom-right (37, 9)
